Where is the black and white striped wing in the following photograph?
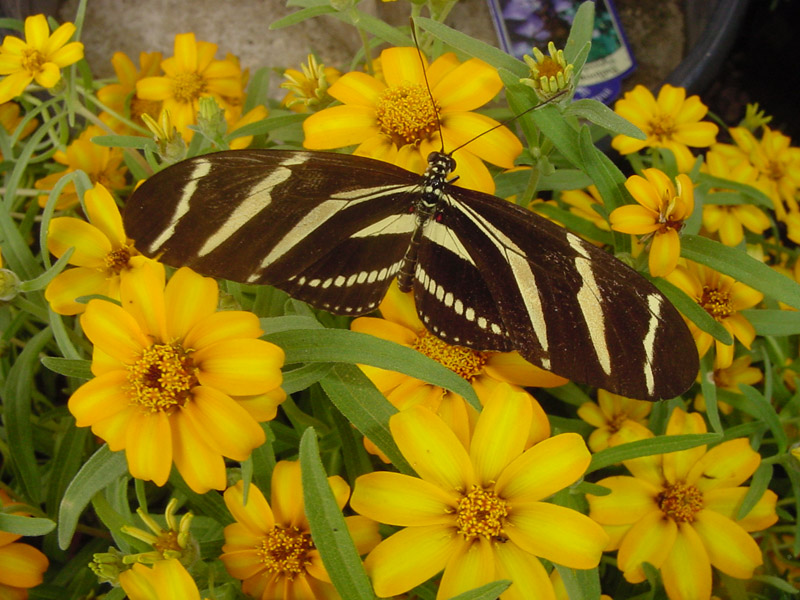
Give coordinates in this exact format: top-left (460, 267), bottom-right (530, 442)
top-left (124, 150), bottom-right (421, 315)
top-left (415, 186), bottom-right (698, 400)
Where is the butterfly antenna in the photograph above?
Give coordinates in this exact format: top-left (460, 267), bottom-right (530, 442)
top-left (411, 19), bottom-right (446, 152)
top-left (448, 88), bottom-right (569, 156)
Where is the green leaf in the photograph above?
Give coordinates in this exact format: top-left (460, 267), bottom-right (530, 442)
top-left (0, 514), bottom-right (55, 536)
top-left (415, 17), bottom-right (527, 76)
top-left (740, 309), bottom-right (800, 336)
top-left (565, 99), bottom-right (645, 139)
top-left (299, 429), bottom-right (376, 600)
top-left (270, 6), bottom-right (337, 29)
top-left (696, 173), bottom-right (774, 208)
top-left (226, 113), bottom-right (307, 139)
top-left (58, 445), bottom-right (128, 549)
top-left (738, 463), bottom-right (772, 521)
top-left (448, 581), bottom-right (512, 600)
top-left (319, 364), bottom-right (411, 474)
top-left (89, 134), bottom-right (153, 149)
top-left (265, 328), bottom-right (479, 408)
top-left (282, 363), bottom-right (334, 394)
top-left (3, 327), bottom-right (52, 503)
top-left (587, 433), bottom-right (721, 473)
top-left (554, 564), bottom-right (602, 600)
top-left (738, 385), bottom-right (788, 454)
top-left (564, 1), bottom-right (595, 65)
top-left (41, 356), bottom-right (93, 380)
top-left (681, 235), bottom-right (800, 309)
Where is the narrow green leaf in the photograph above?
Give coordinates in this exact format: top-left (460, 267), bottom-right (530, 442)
top-left (260, 314), bottom-right (323, 333)
top-left (349, 11), bottom-right (413, 46)
top-left (752, 574), bottom-right (800, 594)
top-left (565, 99), bottom-right (645, 139)
top-left (282, 363), bottom-right (334, 394)
top-left (167, 471), bottom-right (232, 525)
top-left (555, 564), bottom-right (601, 600)
top-left (588, 433), bottom-right (721, 473)
top-left (319, 364), bottom-right (411, 474)
top-left (448, 581), bottom-right (512, 600)
top-left (531, 104), bottom-right (583, 168)
top-left (45, 425), bottom-right (90, 518)
top-left (58, 445), bottom-right (128, 549)
top-left (740, 309), bottom-right (800, 336)
top-left (564, 1), bottom-right (595, 65)
top-left (682, 234), bottom-right (800, 309)
top-left (738, 385), bottom-right (788, 453)
top-left (415, 17), bottom-right (527, 76)
top-left (41, 356), bottom-right (93, 380)
top-left (0, 514), bottom-right (55, 536)
top-left (299, 429), bottom-right (376, 600)
top-left (18, 248), bottom-right (74, 292)
top-left (270, 6), bottom-right (337, 29)
top-left (738, 463), bottom-right (772, 521)
top-left (3, 327), bottom-right (52, 503)
top-left (696, 173), bottom-right (773, 208)
top-left (266, 328), bottom-right (479, 408)
top-left (226, 112), bottom-right (307, 139)
top-left (89, 134), bottom-right (152, 148)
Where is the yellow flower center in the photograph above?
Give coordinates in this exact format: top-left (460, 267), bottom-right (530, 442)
top-left (763, 159), bottom-right (786, 183)
top-left (104, 247), bottom-right (132, 274)
top-left (127, 343), bottom-right (198, 412)
top-left (152, 530), bottom-right (181, 554)
top-left (21, 48), bottom-right (46, 75)
top-left (375, 83), bottom-right (439, 147)
top-left (171, 72), bottom-right (208, 104)
top-left (700, 286), bottom-right (733, 320)
top-left (647, 114), bottom-right (677, 143)
top-left (657, 482), bottom-right (703, 522)
top-left (258, 526), bottom-right (314, 579)
top-left (534, 56), bottom-right (564, 80)
top-left (455, 485), bottom-right (508, 541)
top-left (413, 330), bottom-right (488, 380)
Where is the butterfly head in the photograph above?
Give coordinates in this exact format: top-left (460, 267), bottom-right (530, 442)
top-left (426, 151), bottom-right (456, 179)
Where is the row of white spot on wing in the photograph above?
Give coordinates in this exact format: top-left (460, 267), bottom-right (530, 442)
top-left (289, 259), bottom-right (405, 314)
top-left (147, 158), bottom-right (212, 253)
top-left (415, 264), bottom-right (506, 345)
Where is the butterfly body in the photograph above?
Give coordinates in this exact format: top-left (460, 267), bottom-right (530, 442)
top-left (124, 148), bottom-right (698, 400)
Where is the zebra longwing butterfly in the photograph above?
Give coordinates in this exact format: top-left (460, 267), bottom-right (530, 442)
top-left (123, 147), bottom-right (699, 400)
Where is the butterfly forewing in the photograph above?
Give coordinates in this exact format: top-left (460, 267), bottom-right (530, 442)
top-left (125, 150), bottom-right (422, 313)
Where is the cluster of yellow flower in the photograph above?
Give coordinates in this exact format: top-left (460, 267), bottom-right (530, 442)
top-left (0, 7), bottom-right (797, 600)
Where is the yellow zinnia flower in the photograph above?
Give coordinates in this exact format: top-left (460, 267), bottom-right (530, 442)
top-left (611, 84), bottom-right (718, 172)
top-left (587, 407), bottom-right (778, 600)
top-left (576, 389), bottom-right (652, 452)
top-left (713, 125), bottom-right (800, 218)
top-left (45, 183), bottom-right (150, 315)
top-left (351, 383), bottom-right (608, 599)
top-left (281, 54), bottom-right (340, 112)
top-left (666, 260), bottom-right (763, 369)
top-left (34, 125), bottom-right (127, 209)
top-left (0, 14), bottom-right (84, 103)
top-left (97, 50), bottom-right (163, 134)
top-left (220, 461), bottom-right (380, 599)
top-left (119, 559), bottom-right (203, 600)
top-left (609, 168), bottom-right (694, 277)
top-left (302, 46), bottom-right (522, 194)
top-left (351, 281), bottom-right (564, 451)
top-left (136, 33), bottom-right (243, 141)
top-left (68, 262), bottom-right (286, 493)
top-left (0, 490), bottom-right (49, 598)
top-left (701, 150), bottom-right (771, 246)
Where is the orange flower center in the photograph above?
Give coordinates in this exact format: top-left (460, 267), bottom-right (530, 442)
top-left (127, 343), bottom-right (198, 412)
top-left (700, 286), bottom-right (733, 321)
top-left (171, 72), bottom-right (208, 104)
top-left (375, 83), bottom-right (440, 147)
top-left (763, 159), bottom-right (786, 183)
top-left (104, 246), bottom-right (132, 274)
top-left (455, 485), bottom-right (508, 541)
top-left (657, 482), bottom-right (703, 522)
top-left (21, 48), bottom-right (46, 75)
top-left (535, 56), bottom-right (563, 79)
top-left (413, 330), bottom-right (488, 380)
top-left (258, 526), bottom-right (314, 578)
top-left (646, 114), bottom-right (677, 143)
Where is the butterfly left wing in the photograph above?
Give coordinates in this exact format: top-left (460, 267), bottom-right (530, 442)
top-left (124, 149), bottom-right (422, 314)
top-left (416, 186), bottom-right (698, 400)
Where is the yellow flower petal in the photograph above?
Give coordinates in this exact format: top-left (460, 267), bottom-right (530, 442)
top-left (648, 228), bottom-right (680, 276)
top-left (442, 112), bottom-right (521, 168)
top-left (302, 104), bottom-right (379, 149)
top-left (505, 502), bottom-right (608, 569)
top-left (84, 183), bottom-right (126, 246)
top-left (496, 433), bottom-right (591, 502)
top-left (24, 14), bottom-right (49, 49)
top-left (351, 471), bottom-right (457, 526)
top-left (119, 260), bottom-right (167, 340)
top-left (390, 404), bottom-right (475, 492)
top-left (68, 370), bottom-right (131, 427)
top-left (125, 409), bottom-right (172, 486)
top-left (493, 541), bottom-right (554, 600)
top-left (327, 70), bottom-right (384, 107)
top-left (0, 542), bottom-right (48, 588)
top-left (164, 267), bottom-right (218, 341)
top-left (47, 217), bottom-right (111, 266)
top-left (270, 460), bottom-right (307, 527)
top-left (193, 338), bottom-right (284, 396)
top-left (45, 266), bottom-right (110, 315)
top-left (660, 523), bottom-right (712, 600)
top-left (686, 438), bottom-right (759, 490)
top-left (587, 476), bottom-right (659, 525)
top-left (438, 538), bottom-right (495, 599)
top-left (692, 509), bottom-right (762, 578)
top-left (381, 46), bottom-right (426, 88)
top-left (365, 524), bottom-right (459, 597)
top-left (80, 299), bottom-right (149, 364)
top-left (435, 58), bottom-right (502, 112)
top-left (171, 411), bottom-right (227, 493)
top-left (223, 480), bottom-right (274, 534)
top-left (183, 310), bottom-right (263, 350)
top-left (617, 509), bottom-right (678, 582)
